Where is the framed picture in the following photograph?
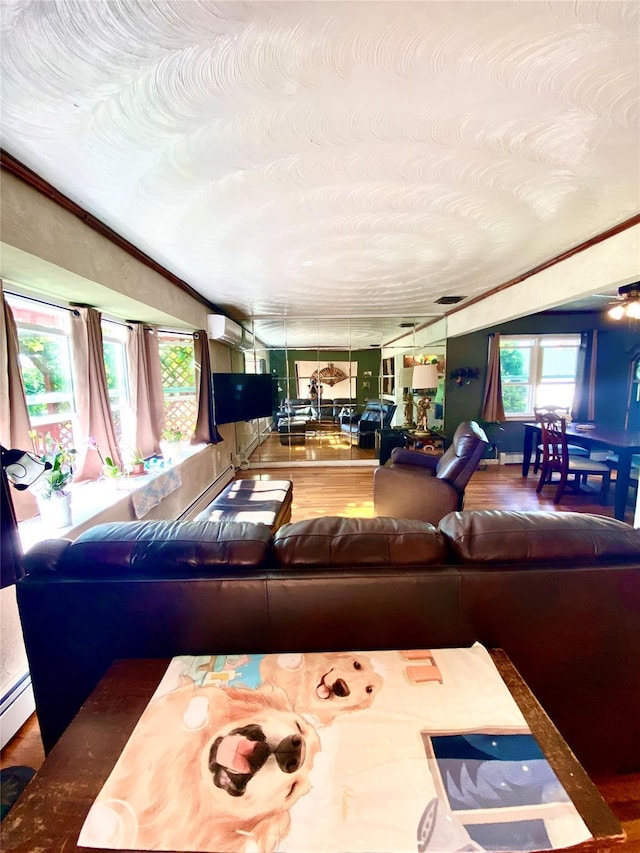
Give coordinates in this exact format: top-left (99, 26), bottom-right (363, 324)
top-left (382, 357), bottom-right (395, 394)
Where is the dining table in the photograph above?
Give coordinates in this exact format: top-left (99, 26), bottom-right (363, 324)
top-left (522, 422), bottom-right (640, 521)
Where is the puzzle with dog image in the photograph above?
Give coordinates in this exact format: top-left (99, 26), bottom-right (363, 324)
top-left (78, 645), bottom-right (591, 853)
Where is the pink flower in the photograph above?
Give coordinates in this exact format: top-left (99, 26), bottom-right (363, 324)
top-left (87, 437), bottom-right (104, 464)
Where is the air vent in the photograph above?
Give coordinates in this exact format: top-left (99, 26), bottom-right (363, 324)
top-left (399, 322), bottom-right (416, 328)
top-left (435, 295), bottom-right (465, 305)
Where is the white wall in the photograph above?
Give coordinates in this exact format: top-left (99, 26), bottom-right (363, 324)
top-left (447, 225), bottom-right (640, 338)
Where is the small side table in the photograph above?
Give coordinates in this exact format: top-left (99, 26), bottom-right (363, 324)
top-left (376, 428), bottom-right (410, 464)
top-left (406, 430), bottom-right (444, 456)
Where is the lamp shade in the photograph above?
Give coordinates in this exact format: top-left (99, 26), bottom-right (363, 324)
top-left (412, 363), bottom-right (439, 390)
top-left (399, 367), bottom-right (414, 389)
top-left (0, 446), bottom-right (51, 491)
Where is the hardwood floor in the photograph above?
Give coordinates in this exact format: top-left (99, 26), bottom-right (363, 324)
top-left (2, 462), bottom-right (638, 847)
top-left (243, 457), bottom-right (637, 524)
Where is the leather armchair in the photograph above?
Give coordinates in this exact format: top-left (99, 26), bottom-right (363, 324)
top-left (332, 398), bottom-right (355, 423)
top-left (340, 400), bottom-right (397, 448)
top-left (276, 398), bottom-right (314, 423)
top-left (373, 420), bottom-right (489, 524)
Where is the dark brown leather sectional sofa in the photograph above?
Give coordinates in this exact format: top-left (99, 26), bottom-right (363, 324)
top-left (17, 509), bottom-right (640, 774)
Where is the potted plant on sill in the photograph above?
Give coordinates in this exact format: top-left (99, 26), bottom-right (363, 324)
top-left (160, 428), bottom-right (187, 464)
top-left (87, 437), bottom-right (123, 481)
top-left (125, 447), bottom-right (146, 476)
top-left (29, 432), bottom-right (77, 528)
top-left (101, 456), bottom-right (122, 480)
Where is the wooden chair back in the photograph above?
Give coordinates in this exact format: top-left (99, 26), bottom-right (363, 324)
top-left (534, 405), bottom-right (570, 424)
top-left (538, 415), bottom-right (567, 473)
top-left (536, 415), bottom-right (611, 504)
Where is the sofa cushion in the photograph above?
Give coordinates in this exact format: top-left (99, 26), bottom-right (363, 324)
top-left (39, 520), bottom-right (272, 578)
top-left (273, 516), bottom-right (447, 568)
top-left (439, 510), bottom-right (640, 564)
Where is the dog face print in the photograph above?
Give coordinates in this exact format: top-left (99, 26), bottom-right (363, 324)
top-left (80, 682), bottom-right (321, 853)
top-left (260, 652), bottom-right (383, 725)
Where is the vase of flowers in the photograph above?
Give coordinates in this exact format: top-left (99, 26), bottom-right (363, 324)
top-left (30, 432), bottom-right (76, 528)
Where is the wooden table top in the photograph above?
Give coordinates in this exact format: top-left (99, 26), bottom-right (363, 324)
top-left (1, 651), bottom-right (625, 853)
top-left (524, 422), bottom-right (640, 452)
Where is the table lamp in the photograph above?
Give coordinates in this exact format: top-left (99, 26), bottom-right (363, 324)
top-left (412, 364), bottom-right (439, 431)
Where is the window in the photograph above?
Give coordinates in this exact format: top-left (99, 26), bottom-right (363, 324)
top-left (158, 332), bottom-right (196, 438)
top-left (499, 335), bottom-right (580, 418)
top-left (8, 294), bottom-right (137, 451)
top-left (102, 320), bottom-right (131, 445)
top-left (7, 294), bottom-right (77, 450)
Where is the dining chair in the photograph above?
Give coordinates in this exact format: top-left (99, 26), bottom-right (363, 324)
top-left (536, 416), bottom-right (611, 504)
top-left (532, 405), bottom-right (589, 474)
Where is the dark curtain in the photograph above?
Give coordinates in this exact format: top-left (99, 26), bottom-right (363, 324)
top-left (481, 333), bottom-right (505, 422)
top-left (192, 330), bottom-right (222, 444)
top-left (572, 330), bottom-right (598, 422)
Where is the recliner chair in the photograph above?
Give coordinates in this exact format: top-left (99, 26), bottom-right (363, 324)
top-left (373, 420), bottom-right (489, 524)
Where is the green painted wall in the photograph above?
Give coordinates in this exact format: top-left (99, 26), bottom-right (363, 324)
top-left (269, 349), bottom-right (382, 407)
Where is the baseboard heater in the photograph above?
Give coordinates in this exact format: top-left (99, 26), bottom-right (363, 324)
top-left (176, 464), bottom-right (235, 521)
top-left (0, 671), bottom-right (35, 749)
top-left (499, 452), bottom-right (524, 465)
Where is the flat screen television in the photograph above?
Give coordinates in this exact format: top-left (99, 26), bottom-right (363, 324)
top-left (211, 372), bottom-right (274, 425)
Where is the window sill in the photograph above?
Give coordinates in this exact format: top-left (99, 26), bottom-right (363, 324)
top-left (18, 444), bottom-right (209, 553)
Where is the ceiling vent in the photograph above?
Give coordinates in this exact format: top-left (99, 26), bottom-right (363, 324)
top-left (206, 314), bottom-right (243, 347)
top-left (435, 295), bottom-right (465, 305)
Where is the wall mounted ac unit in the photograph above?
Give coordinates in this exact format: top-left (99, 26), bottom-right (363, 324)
top-left (207, 314), bottom-right (243, 348)
top-left (240, 329), bottom-right (255, 351)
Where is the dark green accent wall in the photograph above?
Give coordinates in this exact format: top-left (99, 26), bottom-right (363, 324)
top-left (269, 349), bottom-right (382, 406)
top-left (445, 312), bottom-right (637, 455)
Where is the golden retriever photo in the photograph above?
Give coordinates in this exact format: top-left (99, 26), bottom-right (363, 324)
top-left (260, 651), bottom-right (384, 725)
top-left (78, 680), bottom-right (321, 853)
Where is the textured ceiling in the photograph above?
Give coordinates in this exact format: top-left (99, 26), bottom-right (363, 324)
top-left (1, 0), bottom-right (638, 347)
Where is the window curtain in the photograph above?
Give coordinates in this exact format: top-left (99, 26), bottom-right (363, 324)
top-left (70, 306), bottom-right (121, 481)
top-left (480, 333), bottom-right (505, 422)
top-left (571, 330), bottom-right (598, 422)
top-left (0, 289), bottom-right (34, 586)
top-left (192, 330), bottom-right (222, 444)
top-left (0, 289), bottom-right (39, 523)
top-left (128, 323), bottom-right (164, 457)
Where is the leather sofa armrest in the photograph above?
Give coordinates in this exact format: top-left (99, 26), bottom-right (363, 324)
top-left (389, 447), bottom-right (439, 471)
top-left (22, 539), bottom-right (74, 575)
top-left (373, 464), bottom-right (461, 525)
